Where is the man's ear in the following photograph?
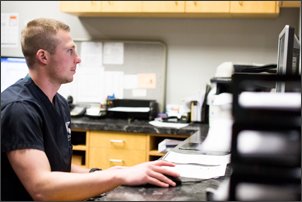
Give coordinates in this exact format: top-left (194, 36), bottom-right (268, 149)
top-left (36, 49), bottom-right (48, 65)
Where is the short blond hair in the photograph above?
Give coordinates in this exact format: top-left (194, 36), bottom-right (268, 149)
top-left (21, 18), bottom-right (70, 67)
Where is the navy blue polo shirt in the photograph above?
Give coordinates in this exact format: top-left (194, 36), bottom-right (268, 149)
top-left (1, 76), bottom-right (72, 201)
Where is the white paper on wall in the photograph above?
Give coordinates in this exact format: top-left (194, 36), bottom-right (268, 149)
top-left (80, 41), bottom-right (103, 68)
top-left (103, 42), bottom-right (124, 65)
top-left (1, 13), bottom-right (19, 48)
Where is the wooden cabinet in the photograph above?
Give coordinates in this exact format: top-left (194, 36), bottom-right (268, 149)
top-left (60, 1), bottom-right (281, 17)
top-left (59, 1), bottom-right (102, 15)
top-left (184, 1), bottom-right (280, 17)
top-left (88, 131), bottom-right (148, 169)
top-left (230, 1), bottom-right (280, 17)
top-left (279, 1), bottom-right (301, 8)
top-left (70, 128), bottom-right (190, 169)
top-left (71, 129), bottom-right (89, 168)
top-left (101, 1), bottom-right (142, 13)
top-left (142, 1), bottom-right (185, 13)
top-left (185, 1), bottom-right (230, 16)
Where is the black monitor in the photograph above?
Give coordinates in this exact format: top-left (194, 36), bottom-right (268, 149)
top-left (275, 25), bottom-right (300, 92)
top-left (1, 56), bottom-right (28, 92)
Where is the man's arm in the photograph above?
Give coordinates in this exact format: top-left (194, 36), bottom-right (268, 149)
top-left (7, 149), bottom-right (179, 201)
top-left (71, 164), bottom-right (90, 173)
top-left (7, 149), bottom-right (123, 201)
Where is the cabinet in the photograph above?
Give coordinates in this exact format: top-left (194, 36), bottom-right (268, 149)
top-left (71, 129), bottom-right (89, 168)
top-left (59, 1), bottom-right (102, 15)
top-left (60, 1), bottom-right (280, 17)
top-left (185, 1), bottom-right (230, 17)
top-left (101, 1), bottom-right (142, 13)
top-left (88, 131), bottom-right (148, 169)
top-left (230, 1), bottom-right (279, 17)
top-left (142, 1), bottom-right (185, 13)
top-left (70, 128), bottom-right (190, 169)
top-left (280, 1), bottom-right (301, 8)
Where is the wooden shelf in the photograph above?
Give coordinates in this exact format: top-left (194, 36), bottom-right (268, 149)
top-left (149, 150), bottom-right (166, 157)
top-left (73, 145), bottom-right (87, 151)
top-left (71, 130), bottom-right (89, 167)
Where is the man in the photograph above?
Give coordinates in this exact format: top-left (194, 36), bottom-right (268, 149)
top-left (1, 18), bottom-right (179, 201)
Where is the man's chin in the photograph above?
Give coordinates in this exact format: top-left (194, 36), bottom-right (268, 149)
top-left (62, 78), bottom-right (73, 84)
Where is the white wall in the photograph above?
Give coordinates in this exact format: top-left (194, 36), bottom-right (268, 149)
top-left (2, 1), bottom-right (300, 108)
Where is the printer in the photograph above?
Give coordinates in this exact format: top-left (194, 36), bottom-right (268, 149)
top-left (106, 99), bottom-right (159, 120)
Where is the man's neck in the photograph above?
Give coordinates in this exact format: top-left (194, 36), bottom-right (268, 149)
top-left (29, 72), bottom-right (60, 103)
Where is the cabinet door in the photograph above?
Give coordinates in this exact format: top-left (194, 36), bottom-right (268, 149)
top-left (59, 1), bottom-right (102, 13)
top-left (101, 1), bottom-right (142, 12)
top-left (142, 1), bottom-right (185, 13)
top-left (89, 131), bottom-right (147, 150)
top-left (185, 1), bottom-right (230, 14)
top-left (230, 1), bottom-right (279, 15)
top-left (90, 148), bottom-right (146, 169)
top-left (88, 131), bottom-right (148, 168)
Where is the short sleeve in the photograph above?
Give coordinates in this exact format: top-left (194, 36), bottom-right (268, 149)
top-left (1, 101), bottom-right (44, 152)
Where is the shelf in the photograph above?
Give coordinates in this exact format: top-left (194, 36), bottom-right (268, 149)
top-left (149, 150), bottom-right (165, 157)
top-left (72, 150), bottom-right (86, 167)
top-left (71, 130), bottom-right (88, 167)
top-left (148, 134), bottom-right (188, 161)
top-left (73, 145), bottom-right (87, 151)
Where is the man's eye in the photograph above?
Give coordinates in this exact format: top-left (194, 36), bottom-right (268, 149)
top-left (68, 49), bottom-right (73, 55)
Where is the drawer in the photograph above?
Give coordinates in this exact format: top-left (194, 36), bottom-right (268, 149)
top-left (89, 131), bottom-right (147, 150)
top-left (89, 148), bottom-right (147, 168)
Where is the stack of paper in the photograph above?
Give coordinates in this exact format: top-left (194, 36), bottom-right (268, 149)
top-left (162, 151), bottom-right (230, 180)
top-left (158, 139), bottom-right (183, 153)
top-left (149, 120), bottom-right (189, 129)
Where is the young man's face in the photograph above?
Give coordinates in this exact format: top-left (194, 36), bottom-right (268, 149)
top-left (47, 30), bottom-right (81, 85)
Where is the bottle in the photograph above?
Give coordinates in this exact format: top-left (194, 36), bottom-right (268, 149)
top-left (190, 100), bottom-right (198, 122)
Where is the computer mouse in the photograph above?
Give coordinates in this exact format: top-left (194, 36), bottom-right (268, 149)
top-left (139, 176), bottom-right (182, 188)
top-left (165, 175), bottom-right (182, 186)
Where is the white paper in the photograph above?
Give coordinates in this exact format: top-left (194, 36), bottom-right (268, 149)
top-left (104, 71), bottom-right (124, 99)
top-left (123, 74), bottom-right (138, 89)
top-left (72, 67), bottom-right (105, 103)
top-left (103, 42), bottom-right (124, 65)
top-left (108, 107), bottom-right (150, 113)
top-left (163, 150), bottom-right (230, 166)
top-left (62, 41), bottom-right (106, 103)
top-left (149, 120), bottom-right (189, 129)
top-left (1, 13), bottom-right (19, 47)
top-left (162, 164), bottom-right (227, 179)
top-left (80, 41), bottom-right (103, 67)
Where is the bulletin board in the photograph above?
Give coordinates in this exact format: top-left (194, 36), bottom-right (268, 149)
top-left (59, 40), bottom-right (167, 112)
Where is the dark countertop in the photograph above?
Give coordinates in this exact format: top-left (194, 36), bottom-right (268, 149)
top-left (72, 117), bottom-right (228, 201)
top-left (71, 117), bottom-right (201, 136)
top-left (91, 177), bottom-right (225, 201)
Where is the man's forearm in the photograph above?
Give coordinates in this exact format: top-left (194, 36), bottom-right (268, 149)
top-left (71, 164), bottom-right (90, 173)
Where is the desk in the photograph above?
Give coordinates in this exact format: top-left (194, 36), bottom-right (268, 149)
top-left (90, 126), bottom-right (232, 201)
top-left (92, 178), bottom-right (222, 201)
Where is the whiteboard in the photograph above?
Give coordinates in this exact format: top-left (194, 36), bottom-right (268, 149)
top-left (59, 40), bottom-right (167, 111)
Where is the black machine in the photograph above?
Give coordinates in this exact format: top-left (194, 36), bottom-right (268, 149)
top-left (106, 99), bottom-right (159, 121)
